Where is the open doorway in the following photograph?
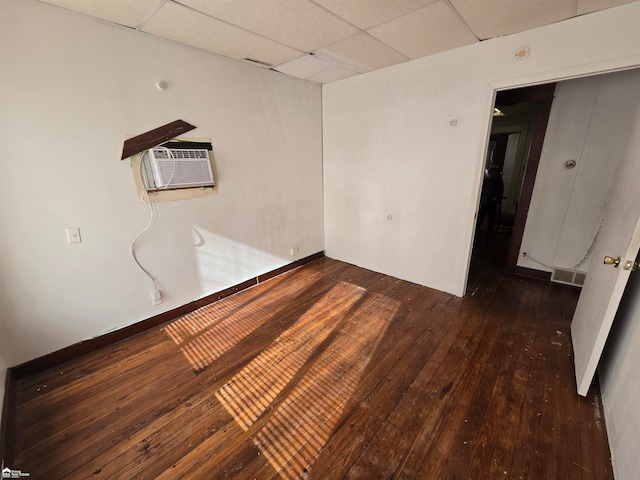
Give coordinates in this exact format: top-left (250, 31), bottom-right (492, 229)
top-left (468, 68), bottom-right (640, 294)
top-left (468, 84), bottom-right (555, 283)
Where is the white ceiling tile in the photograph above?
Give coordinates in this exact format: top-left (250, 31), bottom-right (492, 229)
top-left (450, 0), bottom-right (575, 40)
top-left (308, 66), bottom-right (359, 84)
top-left (312, 0), bottom-right (437, 29)
top-left (368, 1), bottom-right (478, 60)
top-left (315, 33), bottom-right (409, 73)
top-left (36, 0), bottom-right (161, 28)
top-left (37, 0), bottom-right (632, 85)
top-left (141, 2), bottom-right (301, 66)
top-left (178, 0), bottom-right (358, 52)
top-left (577, 0), bottom-right (638, 15)
top-left (274, 54), bottom-right (332, 79)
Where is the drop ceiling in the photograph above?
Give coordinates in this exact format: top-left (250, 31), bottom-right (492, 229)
top-left (36, 0), bottom-right (639, 84)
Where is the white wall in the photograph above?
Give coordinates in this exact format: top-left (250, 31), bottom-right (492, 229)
top-left (0, 0), bottom-right (323, 366)
top-left (519, 69), bottom-right (640, 273)
top-left (323, 2), bottom-right (640, 296)
top-left (600, 273), bottom-right (640, 480)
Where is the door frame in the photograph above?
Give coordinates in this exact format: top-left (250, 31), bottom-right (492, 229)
top-left (468, 85), bottom-right (555, 278)
top-left (463, 59), bottom-right (640, 296)
top-left (489, 85), bottom-right (556, 275)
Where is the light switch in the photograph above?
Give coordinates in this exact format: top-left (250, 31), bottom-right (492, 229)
top-left (66, 227), bottom-right (81, 244)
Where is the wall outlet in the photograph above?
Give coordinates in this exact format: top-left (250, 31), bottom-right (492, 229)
top-left (290, 246), bottom-right (299, 256)
top-left (66, 227), bottom-right (81, 244)
top-left (151, 290), bottom-right (163, 306)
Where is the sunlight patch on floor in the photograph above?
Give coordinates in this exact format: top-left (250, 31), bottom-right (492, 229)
top-left (215, 281), bottom-right (366, 430)
top-left (164, 269), bottom-right (318, 372)
top-left (253, 291), bottom-right (398, 479)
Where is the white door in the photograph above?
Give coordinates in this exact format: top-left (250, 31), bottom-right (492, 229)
top-left (571, 102), bottom-right (640, 396)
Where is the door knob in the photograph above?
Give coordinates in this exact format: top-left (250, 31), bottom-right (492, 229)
top-left (603, 256), bottom-right (621, 267)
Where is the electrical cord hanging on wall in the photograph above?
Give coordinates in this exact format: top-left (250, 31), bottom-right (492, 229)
top-left (525, 207), bottom-right (606, 271)
top-left (523, 252), bottom-right (554, 270)
top-left (566, 213), bottom-right (604, 270)
top-left (130, 147), bottom-right (177, 290)
top-left (131, 194), bottom-right (158, 290)
top-left (158, 146), bottom-right (177, 189)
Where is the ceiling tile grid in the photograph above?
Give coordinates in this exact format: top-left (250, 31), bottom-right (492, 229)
top-left (312, 0), bottom-right (438, 29)
top-left (308, 66), bottom-right (361, 83)
top-left (275, 53), bottom-right (336, 79)
top-left (179, 0), bottom-right (359, 52)
top-left (35, 0), bottom-right (162, 28)
top-left (449, 0), bottom-right (575, 40)
top-left (34, 0), bottom-right (640, 83)
top-left (367, 1), bottom-right (478, 59)
top-left (141, 2), bottom-right (302, 67)
top-left (315, 33), bottom-right (410, 73)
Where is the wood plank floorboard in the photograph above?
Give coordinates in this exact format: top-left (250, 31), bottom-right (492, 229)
top-left (11, 257), bottom-right (613, 479)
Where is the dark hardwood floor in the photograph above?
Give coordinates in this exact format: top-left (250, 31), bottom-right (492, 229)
top-left (13, 253), bottom-right (612, 479)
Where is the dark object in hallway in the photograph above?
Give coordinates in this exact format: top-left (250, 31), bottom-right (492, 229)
top-left (493, 199), bottom-right (518, 238)
top-left (477, 164), bottom-right (504, 234)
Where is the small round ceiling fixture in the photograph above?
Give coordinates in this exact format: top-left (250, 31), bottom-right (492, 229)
top-left (157, 81), bottom-right (168, 91)
top-left (514, 46), bottom-right (530, 60)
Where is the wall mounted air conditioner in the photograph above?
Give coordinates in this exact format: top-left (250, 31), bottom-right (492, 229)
top-left (141, 147), bottom-right (214, 191)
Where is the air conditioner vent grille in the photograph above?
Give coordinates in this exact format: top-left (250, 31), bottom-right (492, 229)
top-left (151, 149), bottom-right (208, 160)
top-left (142, 148), bottom-right (214, 191)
